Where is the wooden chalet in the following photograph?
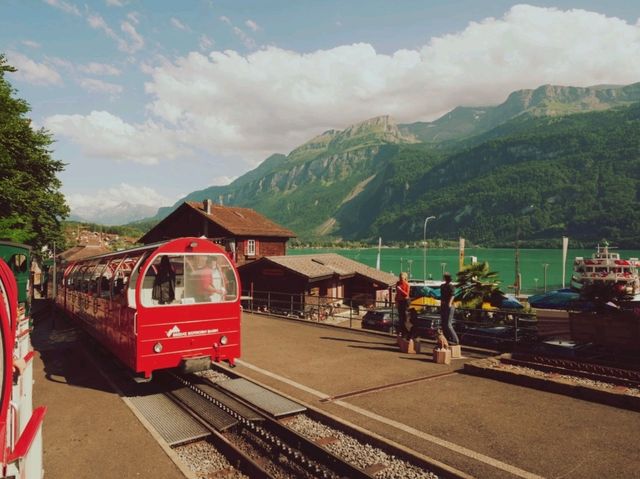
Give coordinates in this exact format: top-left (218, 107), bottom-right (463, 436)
top-left (138, 200), bottom-right (296, 265)
top-left (239, 253), bottom-right (397, 310)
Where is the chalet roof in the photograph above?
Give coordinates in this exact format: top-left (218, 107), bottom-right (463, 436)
top-left (187, 201), bottom-right (296, 237)
top-left (261, 253), bottom-right (397, 286)
top-left (58, 244), bottom-right (111, 262)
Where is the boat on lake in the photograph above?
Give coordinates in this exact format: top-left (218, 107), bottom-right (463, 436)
top-left (571, 242), bottom-right (640, 296)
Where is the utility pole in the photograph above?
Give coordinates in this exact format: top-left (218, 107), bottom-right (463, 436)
top-left (543, 263), bottom-right (549, 292)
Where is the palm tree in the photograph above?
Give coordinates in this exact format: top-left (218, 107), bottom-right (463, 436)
top-left (455, 261), bottom-right (505, 309)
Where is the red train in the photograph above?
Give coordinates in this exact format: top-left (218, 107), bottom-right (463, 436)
top-left (0, 258), bottom-right (45, 479)
top-left (53, 237), bottom-right (241, 379)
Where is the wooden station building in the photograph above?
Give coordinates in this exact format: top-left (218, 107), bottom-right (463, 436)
top-left (138, 199), bottom-right (296, 266)
top-left (238, 253), bottom-right (397, 310)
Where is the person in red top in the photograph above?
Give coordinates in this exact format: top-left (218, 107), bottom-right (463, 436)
top-left (395, 272), bottom-right (410, 337)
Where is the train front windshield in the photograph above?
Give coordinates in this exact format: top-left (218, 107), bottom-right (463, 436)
top-left (140, 253), bottom-right (238, 307)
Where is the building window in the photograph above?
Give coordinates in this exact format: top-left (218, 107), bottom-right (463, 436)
top-left (246, 239), bottom-right (256, 256)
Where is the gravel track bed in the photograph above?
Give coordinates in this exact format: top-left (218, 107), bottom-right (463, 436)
top-left (286, 415), bottom-right (439, 479)
top-left (225, 430), bottom-right (315, 479)
top-left (174, 440), bottom-right (248, 479)
top-left (490, 359), bottom-right (640, 396)
top-left (195, 369), bottom-right (233, 383)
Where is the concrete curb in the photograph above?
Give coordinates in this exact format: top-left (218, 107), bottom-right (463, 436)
top-left (463, 359), bottom-right (640, 412)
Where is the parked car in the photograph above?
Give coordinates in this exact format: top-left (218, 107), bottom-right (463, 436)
top-left (411, 310), bottom-right (441, 339)
top-left (361, 308), bottom-right (395, 332)
top-left (361, 308), bottom-right (441, 339)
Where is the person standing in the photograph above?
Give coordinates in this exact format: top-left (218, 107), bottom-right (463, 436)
top-left (209, 256), bottom-right (226, 302)
top-left (395, 272), bottom-right (410, 337)
top-left (152, 256), bottom-right (176, 304)
top-left (440, 272), bottom-right (459, 344)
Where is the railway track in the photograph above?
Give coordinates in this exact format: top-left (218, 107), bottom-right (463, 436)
top-left (506, 351), bottom-right (640, 389)
top-left (164, 371), bottom-right (373, 479)
top-left (148, 369), bottom-right (452, 479)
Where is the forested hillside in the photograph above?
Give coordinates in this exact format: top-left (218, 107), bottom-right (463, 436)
top-left (374, 103), bottom-right (640, 246)
top-left (141, 88), bottom-right (640, 247)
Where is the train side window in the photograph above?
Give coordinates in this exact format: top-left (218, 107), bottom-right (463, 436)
top-left (127, 253), bottom-right (149, 308)
top-left (81, 263), bottom-right (98, 294)
top-left (113, 255), bottom-right (138, 305)
top-left (94, 260), bottom-right (110, 298)
top-left (101, 257), bottom-right (121, 299)
top-left (139, 255), bottom-right (183, 307)
top-left (72, 265), bottom-right (88, 291)
top-left (9, 254), bottom-right (28, 273)
top-left (182, 253), bottom-right (238, 305)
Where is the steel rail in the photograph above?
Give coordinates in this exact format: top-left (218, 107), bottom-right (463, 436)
top-left (509, 353), bottom-right (640, 385)
top-left (157, 373), bottom-right (274, 479)
top-left (170, 372), bottom-right (375, 479)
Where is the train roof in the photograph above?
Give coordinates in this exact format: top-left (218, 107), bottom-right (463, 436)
top-left (0, 241), bottom-right (32, 252)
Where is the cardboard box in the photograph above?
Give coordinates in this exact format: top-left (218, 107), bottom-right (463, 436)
top-left (450, 345), bottom-right (462, 358)
top-left (433, 348), bottom-right (451, 364)
top-left (398, 338), bottom-right (416, 354)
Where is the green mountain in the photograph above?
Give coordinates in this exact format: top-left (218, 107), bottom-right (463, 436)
top-left (155, 115), bottom-right (422, 238)
top-left (143, 83), bottom-right (640, 247)
top-left (399, 83), bottom-right (640, 143)
top-left (374, 103), bottom-right (640, 246)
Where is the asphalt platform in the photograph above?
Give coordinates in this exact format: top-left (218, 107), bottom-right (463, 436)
top-left (30, 299), bottom-right (186, 479)
top-left (31, 302), bottom-right (640, 479)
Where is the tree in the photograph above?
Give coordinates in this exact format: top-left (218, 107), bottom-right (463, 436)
top-left (0, 54), bottom-right (69, 255)
top-left (455, 261), bottom-right (505, 309)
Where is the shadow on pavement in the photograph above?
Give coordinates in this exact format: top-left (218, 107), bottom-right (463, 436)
top-left (347, 344), bottom-right (400, 353)
top-left (30, 299), bottom-right (115, 394)
top-left (319, 336), bottom-right (392, 345)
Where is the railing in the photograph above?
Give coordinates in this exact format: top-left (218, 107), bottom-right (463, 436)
top-left (242, 289), bottom-right (539, 350)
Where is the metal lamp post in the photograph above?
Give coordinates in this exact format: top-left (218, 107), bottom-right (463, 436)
top-left (423, 216), bottom-right (436, 282)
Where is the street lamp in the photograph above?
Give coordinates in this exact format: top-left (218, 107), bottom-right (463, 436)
top-left (423, 216), bottom-right (436, 282)
top-left (543, 263), bottom-right (549, 292)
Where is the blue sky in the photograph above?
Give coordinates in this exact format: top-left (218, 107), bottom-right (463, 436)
top-left (2, 1), bottom-right (639, 222)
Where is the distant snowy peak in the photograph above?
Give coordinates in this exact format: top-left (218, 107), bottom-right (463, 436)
top-left (71, 201), bottom-right (158, 225)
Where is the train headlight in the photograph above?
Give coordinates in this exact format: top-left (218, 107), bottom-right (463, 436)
top-left (220, 335), bottom-right (228, 345)
top-left (153, 342), bottom-right (163, 353)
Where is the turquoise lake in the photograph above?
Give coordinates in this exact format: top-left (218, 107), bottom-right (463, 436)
top-left (289, 247), bottom-right (640, 294)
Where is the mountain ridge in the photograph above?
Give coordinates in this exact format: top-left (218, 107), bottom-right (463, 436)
top-left (124, 82), bottom-right (640, 245)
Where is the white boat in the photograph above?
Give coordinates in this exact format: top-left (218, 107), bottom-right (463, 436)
top-left (571, 242), bottom-right (640, 296)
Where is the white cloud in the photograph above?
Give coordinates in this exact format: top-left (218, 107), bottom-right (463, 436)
top-left (22, 40), bottom-right (41, 48)
top-left (8, 52), bottom-right (62, 86)
top-left (245, 19), bottom-right (259, 32)
top-left (78, 78), bottom-right (123, 95)
top-left (67, 183), bottom-right (171, 211)
top-left (121, 20), bottom-right (144, 53)
top-left (219, 16), bottom-right (256, 49)
top-left (106, 0), bottom-right (125, 6)
top-left (210, 176), bottom-right (236, 186)
top-left (78, 62), bottom-right (121, 75)
top-left (126, 11), bottom-right (139, 25)
top-left (171, 17), bottom-right (188, 31)
top-left (44, 111), bottom-right (188, 165)
top-left (232, 26), bottom-right (256, 49)
top-left (199, 34), bottom-right (214, 51)
top-left (45, 5), bottom-right (640, 168)
top-left (87, 13), bottom-right (144, 54)
top-left (43, 0), bottom-right (81, 16)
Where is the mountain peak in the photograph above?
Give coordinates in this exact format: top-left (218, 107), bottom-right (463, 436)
top-left (334, 115), bottom-right (417, 145)
top-left (289, 115), bottom-right (416, 161)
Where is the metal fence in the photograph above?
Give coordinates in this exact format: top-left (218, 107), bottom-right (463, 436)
top-left (242, 289), bottom-right (538, 350)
